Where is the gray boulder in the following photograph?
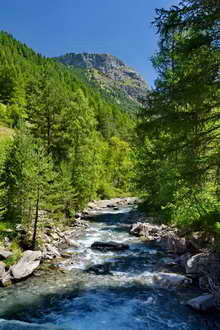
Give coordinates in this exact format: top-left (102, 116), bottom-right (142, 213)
top-left (152, 272), bottom-right (192, 288)
top-left (157, 234), bottom-right (187, 255)
top-left (0, 262), bottom-right (5, 278)
top-left (187, 294), bottom-right (216, 312)
top-left (130, 222), bottom-right (160, 238)
top-left (186, 253), bottom-right (220, 278)
top-left (91, 241), bottom-right (129, 252)
top-left (10, 250), bottom-right (42, 280)
top-left (87, 263), bottom-right (112, 275)
top-left (0, 249), bottom-right (13, 260)
top-left (0, 262), bottom-right (11, 287)
top-left (43, 244), bottom-right (60, 259)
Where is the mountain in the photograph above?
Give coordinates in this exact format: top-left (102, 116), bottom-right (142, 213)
top-left (54, 53), bottom-right (149, 112)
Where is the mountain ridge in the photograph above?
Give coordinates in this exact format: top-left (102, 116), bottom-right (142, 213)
top-left (55, 52), bottom-right (149, 112)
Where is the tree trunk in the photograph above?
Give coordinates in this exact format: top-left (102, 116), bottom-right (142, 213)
top-left (32, 187), bottom-right (40, 250)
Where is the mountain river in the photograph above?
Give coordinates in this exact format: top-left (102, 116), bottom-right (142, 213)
top-left (0, 206), bottom-right (220, 329)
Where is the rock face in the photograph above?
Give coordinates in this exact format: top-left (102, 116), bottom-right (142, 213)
top-left (187, 294), bottom-right (216, 312)
top-left (55, 53), bottom-right (148, 111)
top-left (10, 250), bottom-right (42, 280)
top-left (91, 241), bottom-right (129, 252)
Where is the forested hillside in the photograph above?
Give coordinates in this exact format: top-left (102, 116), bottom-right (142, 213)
top-left (0, 31), bottom-right (136, 248)
top-left (137, 0), bottom-right (220, 235)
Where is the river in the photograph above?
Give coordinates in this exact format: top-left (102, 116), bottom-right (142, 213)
top-left (0, 206), bottom-right (220, 329)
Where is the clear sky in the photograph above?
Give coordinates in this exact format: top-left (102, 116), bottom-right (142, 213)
top-left (0, 0), bottom-right (179, 87)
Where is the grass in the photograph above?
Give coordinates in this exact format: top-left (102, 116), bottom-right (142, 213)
top-left (0, 126), bottom-right (14, 140)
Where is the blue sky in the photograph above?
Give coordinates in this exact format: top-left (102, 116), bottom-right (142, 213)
top-left (0, 0), bottom-right (179, 87)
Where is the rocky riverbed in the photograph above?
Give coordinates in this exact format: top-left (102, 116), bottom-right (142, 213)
top-left (0, 198), bottom-right (220, 329)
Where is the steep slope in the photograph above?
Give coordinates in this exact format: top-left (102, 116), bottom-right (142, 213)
top-left (55, 53), bottom-right (149, 112)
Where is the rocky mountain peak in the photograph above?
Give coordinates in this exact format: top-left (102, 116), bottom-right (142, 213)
top-left (55, 52), bottom-right (148, 111)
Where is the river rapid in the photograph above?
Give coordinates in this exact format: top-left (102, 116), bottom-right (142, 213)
top-left (0, 206), bottom-right (220, 329)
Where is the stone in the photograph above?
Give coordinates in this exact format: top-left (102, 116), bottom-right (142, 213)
top-left (15, 224), bottom-right (26, 234)
top-left (187, 294), bottom-right (216, 312)
top-left (0, 263), bottom-right (11, 287)
top-left (160, 257), bottom-right (177, 266)
top-left (177, 253), bottom-right (192, 269)
top-left (49, 232), bottom-right (60, 241)
top-left (145, 297), bottom-right (154, 304)
top-left (0, 249), bottom-right (13, 260)
top-left (91, 241), bottom-right (129, 251)
top-left (0, 262), bottom-right (5, 278)
top-left (10, 250), bottom-right (42, 280)
top-left (152, 272), bottom-right (192, 288)
top-left (186, 253), bottom-right (220, 278)
top-left (65, 238), bottom-right (80, 248)
top-left (3, 237), bottom-right (10, 247)
top-left (1, 271), bottom-right (12, 287)
top-left (87, 263), bottom-right (112, 275)
top-left (157, 234), bottom-right (187, 255)
top-left (130, 222), bottom-right (160, 237)
top-left (44, 244), bottom-right (61, 259)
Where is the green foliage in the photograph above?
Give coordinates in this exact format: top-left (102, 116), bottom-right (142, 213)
top-left (0, 30), bottom-right (137, 247)
top-left (4, 241), bottom-right (22, 266)
top-left (137, 1), bottom-right (220, 233)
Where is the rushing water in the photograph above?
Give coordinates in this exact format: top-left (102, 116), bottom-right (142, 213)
top-left (1, 207), bottom-right (220, 329)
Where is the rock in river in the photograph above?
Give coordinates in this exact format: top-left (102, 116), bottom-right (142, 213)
top-left (86, 263), bottom-right (112, 275)
top-left (187, 294), bottom-right (216, 312)
top-left (10, 250), bottom-right (42, 280)
top-left (91, 241), bottom-right (129, 252)
top-left (186, 253), bottom-right (220, 278)
top-left (152, 272), bottom-right (192, 288)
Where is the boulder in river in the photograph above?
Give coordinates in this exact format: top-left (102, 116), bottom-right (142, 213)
top-left (10, 250), bottom-right (42, 280)
top-left (186, 253), bottom-right (220, 278)
top-left (152, 272), bottom-right (192, 288)
top-left (86, 263), bottom-right (112, 275)
top-left (157, 233), bottom-right (187, 255)
top-left (187, 294), bottom-right (216, 312)
top-left (91, 241), bottom-right (129, 252)
top-left (130, 222), bottom-right (160, 238)
top-left (0, 249), bottom-right (13, 260)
